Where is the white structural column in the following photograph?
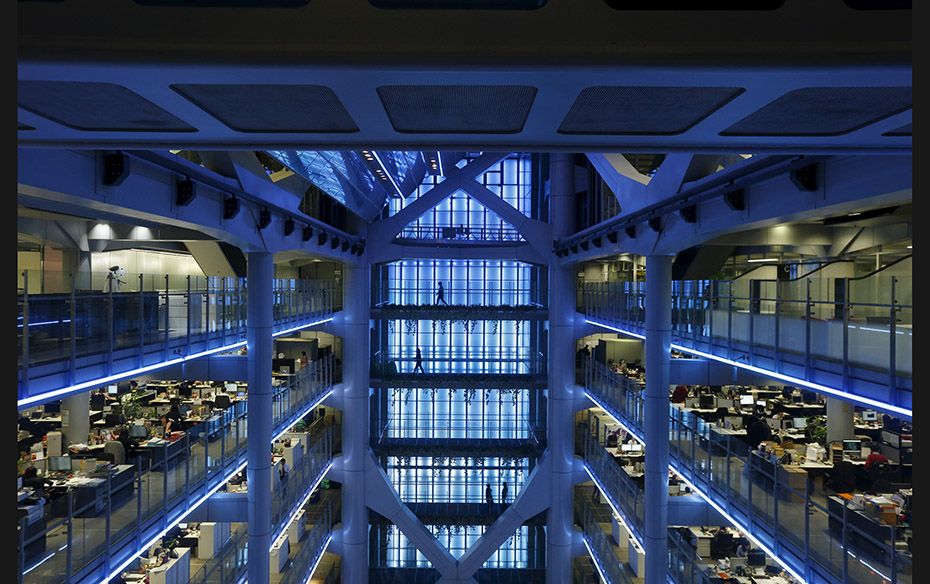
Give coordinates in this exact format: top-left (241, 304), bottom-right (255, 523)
top-left (342, 264), bottom-right (371, 584)
top-left (247, 251), bottom-right (274, 584)
top-left (644, 255), bottom-right (673, 584)
top-left (826, 398), bottom-right (856, 444)
top-left (547, 153), bottom-right (576, 583)
top-left (61, 392), bottom-right (90, 447)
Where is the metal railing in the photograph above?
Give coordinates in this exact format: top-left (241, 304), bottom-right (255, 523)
top-left (583, 358), bottom-right (912, 584)
top-left (397, 224), bottom-right (525, 243)
top-left (17, 271), bottom-right (336, 403)
top-left (279, 496), bottom-right (339, 584)
top-left (188, 525), bottom-right (249, 584)
top-left (17, 357), bottom-right (335, 584)
top-left (583, 275), bottom-right (912, 410)
top-left (576, 498), bottom-right (634, 584)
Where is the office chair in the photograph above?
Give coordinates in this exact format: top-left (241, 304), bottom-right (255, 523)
top-left (825, 461), bottom-right (857, 493)
top-left (213, 394), bottom-right (232, 410)
top-left (103, 441), bottom-right (126, 465)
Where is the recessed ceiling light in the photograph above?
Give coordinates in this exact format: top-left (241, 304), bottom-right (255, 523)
top-left (848, 212), bottom-right (861, 217)
top-left (907, 245), bottom-right (912, 249)
top-left (747, 258), bottom-right (779, 263)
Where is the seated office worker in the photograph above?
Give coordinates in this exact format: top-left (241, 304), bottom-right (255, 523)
top-left (161, 403), bottom-right (183, 437)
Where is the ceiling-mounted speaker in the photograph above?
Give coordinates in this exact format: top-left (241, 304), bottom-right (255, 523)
top-left (302, 226), bottom-right (314, 241)
top-left (570, 244), bottom-right (579, 254)
top-left (592, 236), bottom-right (602, 248)
top-left (580, 241), bottom-right (590, 251)
top-left (283, 217), bottom-right (295, 236)
top-left (648, 217), bottom-right (662, 232)
top-left (625, 226), bottom-right (636, 239)
top-left (223, 196), bottom-right (240, 220)
top-left (341, 240), bottom-right (350, 252)
top-left (258, 208), bottom-right (272, 229)
top-left (607, 232), bottom-right (618, 244)
top-left (176, 178), bottom-right (196, 207)
top-left (102, 152), bottom-right (131, 186)
top-left (330, 236), bottom-right (340, 249)
top-left (790, 163), bottom-right (818, 192)
top-left (724, 188), bottom-right (746, 211)
top-left (680, 205), bottom-right (697, 223)
top-left (318, 232), bottom-right (328, 246)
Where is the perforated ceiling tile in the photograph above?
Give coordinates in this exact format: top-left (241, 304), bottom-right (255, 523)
top-left (377, 85), bottom-right (537, 134)
top-left (172, 84), bottom-right (358, 133)
top-left (721, 87), bottom-right (912, 136)
top-left (883, 123), bottom-right (912, 136)
top-left (557, 86), bottom-right (744, 135)
top-left (18, 81), bottom-right (196, 132)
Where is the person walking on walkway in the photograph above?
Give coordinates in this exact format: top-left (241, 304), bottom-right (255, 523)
top-left (500, 481), bottom-right (509, 510)
top-left (485, 482), bottom-right (494, 512)
top-left (435, 281), bottom-right (449, 305)
top-left (413, 347), bottom-right (425, 373)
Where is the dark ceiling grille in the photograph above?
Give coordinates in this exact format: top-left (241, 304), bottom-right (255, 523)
top-left (721, 87), bottom-right (912, 136)
top-left (377, 85), bottom-right (537, 133)
top-left (558, 86), bottom-right (744, 135)
top-left (172, 84), bottom-right (358, 133)
top-left (18, 81), bottom-right (196, 132)
top-left (370, 0), bottom-right (545, 7)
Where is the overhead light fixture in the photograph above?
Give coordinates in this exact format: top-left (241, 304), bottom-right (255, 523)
top-left (747, 258), bottom-right (779, 263)
top-left (907, 245), bottom-right (912, 249)
top-left (848, 212), bottom-right (861, 217)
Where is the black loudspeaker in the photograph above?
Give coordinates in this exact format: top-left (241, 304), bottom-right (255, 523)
top-left (223, 196), bottom-right (240, 220)
top-left (680, 205), bottom-right (697, 223)
top-left (648, 217), bottom-right (662, 232)
top-left (283, 218), bottom-right (295, 236)
top-left (625, 226), bottom-right (636, 238)
top-left (302, 226), bottom-right (314, 241)
top-left (102, 152), bottom-right (131, 186)
top-left (724, 188), bottom-right (745, 211)
top-left (258, 208), bottom-right (272, 230)
top-left (176, 179), bottom-right (196, 207)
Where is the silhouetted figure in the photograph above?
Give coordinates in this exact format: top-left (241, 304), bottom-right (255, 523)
top-left (485, 483), bottom-right (494, 512)
top-left (501, 482), bottom-right (509, 507)
top-left (413, 347), bottom-right (425, 373)
top-left (435, 282), bottom-right (448, 305)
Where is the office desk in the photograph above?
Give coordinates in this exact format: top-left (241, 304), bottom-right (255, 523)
top-left (687, 526), bottom-right (714, 557)
top-left (827, 496), bottom-right (900, 563)
top-left (712, 427), bottom-right (747, 437)
top-left (47, 464), bottom-right (135, 517)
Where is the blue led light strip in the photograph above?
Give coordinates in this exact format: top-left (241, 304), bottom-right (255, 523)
top-left (582, 537), bottom-right (612, 584)
top-left (270, 461), bottom-right (334, 549)
top-left (582, 466), bottom-right (643, 551)
top-left (585, 318), bottom-right (911, 418)
top-left (303, 534), bottom-right (334, 584)
top-left (105, 460), bottom-right (248, 583)
top-left (18, 317), bottom-right (332, 409)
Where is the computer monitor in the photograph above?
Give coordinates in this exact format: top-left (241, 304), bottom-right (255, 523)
top-left (678, 484), bottom-right (688, 494)
top-left (739, 395), bottom-right (754, 406)
top-left (179, 383), bottom-right (193, 398)
top-left (842, 439), bottom-right (862, 455)
top-left (747, 549), bottom-right (767, 567)
top-left (793, 417), bottom-right (807, 429)
top-left (225, 383), bottom-right (238, 394)
top-left (273, 358), bottom-right (296, 373)
top-left (621, 443), bottom-right (633, 452)
top-left (130, 424), bottom-right (148, 438)
top-left (757, 399), bottom-right (767, 408)
top-left (107, 384), bottom-right (119, 395)
top-left (90, 393), bottom-right (106, 410)
top-left (699, 394), bottom-right (715, 409)
top-left (629, 443), bottom-right (643, 453)
top-left (44, 401), bottom-right (61, 414)
top-left (117, 380), bottom-right (132, 395)
top-left (48, 455), bottom-right (71, 472)
top-left (862, 411), bottom-right (877, 422)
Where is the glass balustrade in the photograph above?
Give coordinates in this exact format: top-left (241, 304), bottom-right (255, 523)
top-left (582, 275), bottom-right (912, 410)
top-left (278, 496), bottom-right (340, 584)
top-left (188, 525), bottom-right (249, 584)
top-left (17, 271), bottom-right (335, 402)
top-left (583, 359), bottom-right (911, 584)
top-left (575, 497), bottom-right (634, 584)
top-left (18, 357), bottom-right (335, 584)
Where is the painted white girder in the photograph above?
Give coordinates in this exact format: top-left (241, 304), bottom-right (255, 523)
top-left (557, 154), bottom-right (912, 263)
top-left (17, 148), bottom-right (362, 262)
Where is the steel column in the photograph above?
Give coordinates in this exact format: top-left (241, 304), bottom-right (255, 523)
top-left (246, 251), bottom-right (274, 584)
top-left (546, 153), bottom-right (576, 584)
top-left (342, 264), bottom-right (370, 584)
top-left (644, 254), bottom-right (673, 584)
